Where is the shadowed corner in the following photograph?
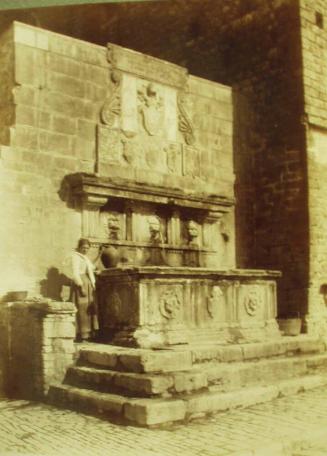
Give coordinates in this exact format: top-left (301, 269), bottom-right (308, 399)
top-left (40, 267), bottom-right (72, 302)
top-left (320, 284), bottom-right (327, 306)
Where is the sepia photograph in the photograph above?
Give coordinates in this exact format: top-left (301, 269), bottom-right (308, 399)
top-left (0, 0), bottom-right (326, 454)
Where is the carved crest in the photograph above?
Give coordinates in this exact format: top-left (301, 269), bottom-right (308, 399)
top-left (177, 90), bottom-right (195, 145)
top-left (159, 288), bottom-right (182, 320)
top-left (244, 287), bottom-right (262, 316)
top-left (207, 286), bottom-right (224, 319)
top-left (138, 83), bottom-right (164, 136)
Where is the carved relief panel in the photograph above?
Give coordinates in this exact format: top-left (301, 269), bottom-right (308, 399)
top-left (236, 284), bottom-right (266, 325)
top-left (141, 282), bottom-right (184, 326)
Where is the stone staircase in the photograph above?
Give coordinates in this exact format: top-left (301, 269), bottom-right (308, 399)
top-left (48, 335), bottom-right (327, 427)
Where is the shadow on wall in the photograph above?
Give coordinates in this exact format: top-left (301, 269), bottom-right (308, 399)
top-left (320, 284), bottom-right (327, 306)
top-left (40, 267), bottom-right (71, 301)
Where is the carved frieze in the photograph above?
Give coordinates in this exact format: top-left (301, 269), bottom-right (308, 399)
top-left (207, 286), bottom-right (225, 319)
top-left (159, 287), bottom-right (182, 320)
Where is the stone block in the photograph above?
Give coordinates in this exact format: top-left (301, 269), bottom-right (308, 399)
top-left (114, 372), bottom-right (174, 396)
top-left (49, 72), bottom-right (86, 99)
top-left (119, 350), bottom-right (193, 373)
top-left (218, 346), bottom-right (243, 362)
top-left (124, 398), bottom-right (186, 425)
top-left (82, 64), bottom-right (108, 86)
top-left (13, 22), bottom-right (36, 47)
top-left (42, 320), bottom-right (76, 339)
top-left (39, 130), bottom-right (72, 155)
top-left (242, 341), bottom-right (285, 360)
top-left (14, 43), bottom-right (46, 87)
top-left (52, 115), bottom-right (77, 136)
top-left (50, 384), bottom-right (125, 415)
top-left (12, 86), bottom-right (38, 106)
top-left (77, 119), bottom-right (96, 141)
top-left (173, 371), bottom-right (207, 393)
top-left (66, 366), bottom-right (116, 391)
top-left (72, 137), bottom-right (95, 161)
top-left (191, 346), bottom-right (222, 363)
top-left (79, 348), bottom-right (118, 369)
top-left (10, 125), bottom-right (38, 150)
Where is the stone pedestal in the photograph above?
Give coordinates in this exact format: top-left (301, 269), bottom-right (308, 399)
top-left (97, 266), bottom-right (281, 348)
top-left (4, 300), bottom-right (76, 399)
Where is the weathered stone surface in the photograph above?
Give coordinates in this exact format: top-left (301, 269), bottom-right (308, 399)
top-left (119, 350), bottom-right (193, 373)
top-left (124, 397), bottom-right (186, 425)
top-left (79, 348), bottom-right (118, 369)
top-left (173, 371), bottom-right (207, 393)
top-left (113, 372), bottom-right (174, 396)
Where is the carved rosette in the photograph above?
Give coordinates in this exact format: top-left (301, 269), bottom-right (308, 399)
top-left (207, 286), bottom-right (224, 319)
top-left (177, 89), bottom-right (195, 146)
top-left (243, 287), bottom-right (262, 316)
top-left (159, 288), bottom-right (182, 320)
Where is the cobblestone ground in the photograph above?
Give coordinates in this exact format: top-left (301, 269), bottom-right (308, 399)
top-left (1, 386), bottom-right (327, 456)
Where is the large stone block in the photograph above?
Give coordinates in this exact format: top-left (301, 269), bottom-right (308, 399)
top-left (119, 350), bottom-right (193, 373)
top-left (124, 397), bottom-right (186, 425)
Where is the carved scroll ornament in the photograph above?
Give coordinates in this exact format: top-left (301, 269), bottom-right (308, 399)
top-left (177, 90), bottom-right (195, 146)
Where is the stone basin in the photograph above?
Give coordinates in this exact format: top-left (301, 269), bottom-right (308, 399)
top-left (97, 266), bottom-right (281, 348)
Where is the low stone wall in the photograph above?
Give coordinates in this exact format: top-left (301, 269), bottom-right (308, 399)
top-left (0, 300), bottom-right (76, 400)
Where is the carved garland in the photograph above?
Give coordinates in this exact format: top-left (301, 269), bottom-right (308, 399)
top-left (177, 89), bottom-right (195, 146)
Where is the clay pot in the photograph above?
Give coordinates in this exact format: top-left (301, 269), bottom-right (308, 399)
top-left (101, 245), bottom-right (120, 268)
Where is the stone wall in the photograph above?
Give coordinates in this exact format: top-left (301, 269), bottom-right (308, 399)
top-left (300, 0), bottom-right (327, 332)
top-left (0, 22), bottom-right (109, 299)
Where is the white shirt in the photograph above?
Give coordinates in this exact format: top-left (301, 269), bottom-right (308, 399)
top-left (64, 251), bottom-right (96, 288)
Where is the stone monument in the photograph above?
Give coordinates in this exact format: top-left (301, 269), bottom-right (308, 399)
top-left (67, 42), bottom-right (281, 348)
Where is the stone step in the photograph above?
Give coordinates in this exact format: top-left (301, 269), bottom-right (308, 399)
top-left (66, 352), bottom-right (327, 398)
top-left (65, 365), bottom-right (206, 397)
top-left (48, 373), bottom-right (327, 427)
top-left (190, 336), bottom-right (326, 364)
top-left (77, 336), bottom-right (326, 373)
top-left (78, 344), bottom-right (193, 373)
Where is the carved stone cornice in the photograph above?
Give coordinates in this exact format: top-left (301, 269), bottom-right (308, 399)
top-left (67, 172), bottom-right (235, 214)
